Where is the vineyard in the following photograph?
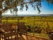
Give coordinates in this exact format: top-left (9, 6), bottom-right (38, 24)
top-left (0, 16), bottom-right (53, 40)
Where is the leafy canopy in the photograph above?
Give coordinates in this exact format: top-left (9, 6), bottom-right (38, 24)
top-left (0, 0), bottom-right (53, 14)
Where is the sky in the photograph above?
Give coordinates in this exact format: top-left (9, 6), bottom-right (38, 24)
top-left (2, 0), bottom-right (53, 16)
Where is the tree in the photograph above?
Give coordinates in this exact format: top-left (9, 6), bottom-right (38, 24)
top-left (46, 0), bottom-right (53, 4)
top-left (0, 0), bottom-right (53, 24)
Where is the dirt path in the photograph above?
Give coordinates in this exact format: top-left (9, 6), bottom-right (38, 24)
top-left (0, 34), bottom-right (49, 40)
top-left (18, 35), bottom-right (49, 40)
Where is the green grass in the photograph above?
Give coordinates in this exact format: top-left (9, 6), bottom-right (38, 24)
top-left (27, 32), bottom-right (49, 39)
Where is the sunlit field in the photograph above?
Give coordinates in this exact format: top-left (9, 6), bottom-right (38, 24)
top-left (1, 16), bottom-right (53, 40)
